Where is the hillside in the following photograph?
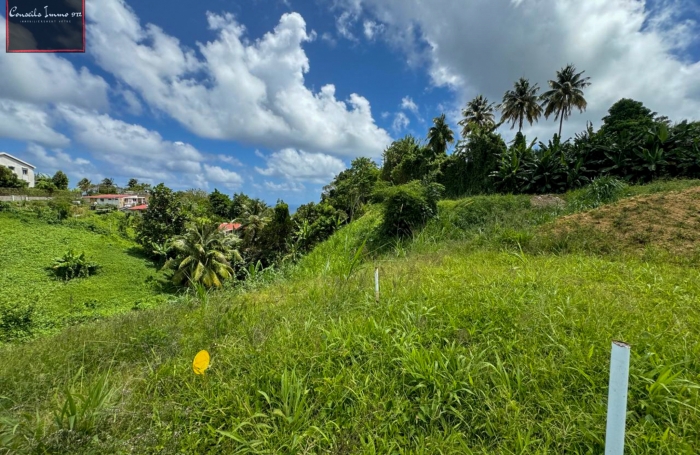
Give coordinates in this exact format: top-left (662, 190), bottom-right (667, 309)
top-left (1, 181), bottom-right (700, 453)
top-left (0, 213), bottom-right (170, 342)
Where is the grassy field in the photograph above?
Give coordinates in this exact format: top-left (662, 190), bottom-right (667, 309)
top-left (1, 180), bottom-right (700, 453)
top-left (0, 212), bottom-right (170, 342)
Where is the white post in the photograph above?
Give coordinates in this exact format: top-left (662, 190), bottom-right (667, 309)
top-left (374, 267), bottom-right (379, 302)
top-left (605, 340), bottom-right (631, 455)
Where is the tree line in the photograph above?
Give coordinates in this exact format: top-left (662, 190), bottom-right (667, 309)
top-left (3, 63), bottom-right (699, 290)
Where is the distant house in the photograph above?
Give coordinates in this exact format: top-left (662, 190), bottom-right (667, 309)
top-left (0, 152), bottom-right (36, 187)
top-left (218, 222), bottom-right (242, 235)
top-left (83, 194), bottom-right (148, 209)
top-left (127, 204), bottom-right (149, 212)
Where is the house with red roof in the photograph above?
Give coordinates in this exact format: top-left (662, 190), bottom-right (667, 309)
top-left (218, 222), bottom-right (242, 234)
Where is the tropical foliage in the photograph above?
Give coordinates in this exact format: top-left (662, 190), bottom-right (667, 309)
top-left (166, 221), bottom-right (242, 288)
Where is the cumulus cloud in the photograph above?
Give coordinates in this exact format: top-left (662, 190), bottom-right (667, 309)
top-left (218, 154), bottom-right (243, 166)
top-left (336, 0), bottom-right (700, 141)
top-left (0, 19), bottom-right (109, 109)
top-left (23, 143), bottom-right (94, 178)
top-left (203, 164), bottom-right (244, 189)
top-left (87, 0), bottom-right (391, 158)
top-left (255, 148), bottom-right (346, 184)
top-left (0, 100), bottom-right (70, 147)
top-left (56, 105), bottom-right (208, 185)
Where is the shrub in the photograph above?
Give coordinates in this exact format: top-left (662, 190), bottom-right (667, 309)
top-left (377, 181), bottom-right (444, 237)
top-left (0, 302), bottom-right (36, 342)
top-left (50, 250), bottom-right (100, 281)
top-left (572, 176), bottom-right (628, 210)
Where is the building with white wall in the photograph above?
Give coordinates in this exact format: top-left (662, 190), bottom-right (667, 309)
top-left (0, 153), bottom-right (35, 187)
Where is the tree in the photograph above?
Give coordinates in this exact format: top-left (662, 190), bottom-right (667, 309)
top-left (234, 199), bottom-right (271, 244)
top-left (541, 64), bottom-right (591, 138)
top-left (230, 193), bottom-right (254, 220)
top-left (136, 183), bottom-right (187, 255)
top-left (77, 178), bottom-right (92, 193)
top-left (459, 95), bottom-right (496, 138)
top-left (167, 221), bottom-right (241, 288)
top-left (255, 201), bottom-right (294, 266)
top-left (35, 174), bottom-right (57, 193)
top-left (208, 189), bottom-right (232, 220)
top-left (98, 178), bottom-right (118, 194)
top-left (0, 166), bottom-right (27, 188)
top-left (51, 171), bottom-right (69, 190)
top-left (427, 113), bottom-right (455, 157)
top-left (600, 98), bottom-right (656, 138)
top-left (127, 178), bottom-right (139, 189)
top-left (322, 157), bottom-right (380, 220)
top-left (499, 78), bottom-right (543, 133)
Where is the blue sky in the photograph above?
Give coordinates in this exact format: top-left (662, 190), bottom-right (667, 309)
top-left (1, 0), bottom-right (700, 210)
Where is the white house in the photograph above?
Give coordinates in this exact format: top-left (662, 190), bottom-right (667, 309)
top-left (0, 153), bottom-right (35, 187)
top-left (83, 194), bottom-right (148, 209)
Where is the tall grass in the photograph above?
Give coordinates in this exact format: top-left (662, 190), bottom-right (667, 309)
top-left (1, 179), bottom-right (700, 453)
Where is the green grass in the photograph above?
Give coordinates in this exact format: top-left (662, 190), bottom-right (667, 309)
top-left (0, 213), bottom-right (170, 342)
top-left (1, 180), bottom-right (700, 453)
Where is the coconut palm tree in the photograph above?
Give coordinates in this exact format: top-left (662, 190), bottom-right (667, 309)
top-left (459, 95), bottom-right (497, 138)
top-left (77, 178), bottom-right (92, 194)
top-left (499, 78), bottom-right (543, 133)
top-left (541, 64), bottom-right (591, 138)
top-left (427, 113), bottom-right (455, 156)
top-left (167, 221), bottom-right (242, 288)
top-left (234, 200), bottom-right (271, 243)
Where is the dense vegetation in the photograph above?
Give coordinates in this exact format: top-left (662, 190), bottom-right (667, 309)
top-left (1, 179), bottom-right (699, 453)
top-left (1, 62), bottom-right (700, 452)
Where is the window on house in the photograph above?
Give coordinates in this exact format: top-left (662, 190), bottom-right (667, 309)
top-left (22, 168), bottom-right (28, 175)
top-left (8, 166), bottom-right (14, 171)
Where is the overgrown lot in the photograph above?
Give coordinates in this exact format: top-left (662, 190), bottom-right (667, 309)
top-left (1, 180), bottom-right (700, 453)
top-left (0, 214), bottom-right (170, 342)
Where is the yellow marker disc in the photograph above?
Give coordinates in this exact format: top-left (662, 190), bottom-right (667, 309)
top-left (193, 350), bottom-right (210, 375)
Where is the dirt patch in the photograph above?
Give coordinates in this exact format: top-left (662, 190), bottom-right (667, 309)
top-left (542, 187), bottom-right (700, 255)
top-left (530, 195), bottom-right (566, 208)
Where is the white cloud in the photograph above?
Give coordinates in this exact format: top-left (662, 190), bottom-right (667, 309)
top-left (218, 154), bottom-right (243, 166)
top-left (392, 112), bottom-right (410, 132)
top-left (119, 89), bottom-right (143, 116)
top-left (0, 20), bottom-right (109, 110)
top-left (321, 32), bottom-right (337, 46)
top-left (264, 180), bottom-right (306, 192)
top-left (338, 0), bottom-right (700, 141)
top-left (0, 100), bottom-right (70, 147)
top-left (23, 143), bottom-right (94, 179)
top-left (255, 148), bottom-right (346, 184)
top-left (400, 96), bottom-right (418, 113)
top-left (87, 1), bottom-right (391, 158)
top-left (203, 164), bottom-right (244, 188)
top-left (56, 105), bottom-right (206, 184)
top-left (363, 20), bottom-right (384, 40)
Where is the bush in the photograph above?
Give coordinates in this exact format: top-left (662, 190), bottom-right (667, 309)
top-left (0, 302), bottom-right (36, 342)
top-left (50, 250), bottom-right (100, 281)
top-left (570, 176), bottom-right (628, 210)
top-left (377, 181), bottom-right (444, 237)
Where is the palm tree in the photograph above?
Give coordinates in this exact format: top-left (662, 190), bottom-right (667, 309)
top-left (459, 95), bottom-right (496, 138)
top-left (167, 221), bottom-right (242, 288)
top-left (499, 78), bottom-right (543, 133)
top-left (234, 200), bottom-right (271, 243)
top-left (427, 113), bottom-right (455, 156)
top-left (77, 178), bottom-right (92, 194)
top-left (541, 64), bottom-right (591, 138)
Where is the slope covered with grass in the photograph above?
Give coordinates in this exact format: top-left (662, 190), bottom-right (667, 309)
top-left (1, 181), bottom-right (700, 453)
top-left (0, 214), bottom-right (169, 342)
